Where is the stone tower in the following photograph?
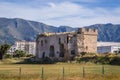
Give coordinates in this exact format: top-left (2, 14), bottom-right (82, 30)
top-left (76, 28), bottom-right (98, 54)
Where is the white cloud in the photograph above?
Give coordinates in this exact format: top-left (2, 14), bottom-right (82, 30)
top-left (0, 1), bottom-right (120, 27)
top-left (68, 0), bottom-right (98, 3)
top-left (48, 2), bottom-right (56, 7)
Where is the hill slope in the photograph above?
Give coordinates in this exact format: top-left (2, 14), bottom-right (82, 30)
top-left (0, 17), bottom-right (120, 44)
top-left (86, 23), bottom-right (120, 42)
top-left (0, 18), bottom-right (75, 44)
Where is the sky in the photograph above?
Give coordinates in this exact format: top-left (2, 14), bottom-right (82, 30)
top-left (0, 0), bottom-right (120, 27)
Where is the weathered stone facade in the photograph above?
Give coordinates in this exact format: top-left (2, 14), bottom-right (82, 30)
top-left (36, 28), bottom-right (98, 61)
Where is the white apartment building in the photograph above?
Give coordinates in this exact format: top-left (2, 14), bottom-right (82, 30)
top-left (9, 40), bottom-right (36, 55)
top-left (8, 45), bottom-right (16, 54)
top-left (97, 42), bottom-right (120, 53)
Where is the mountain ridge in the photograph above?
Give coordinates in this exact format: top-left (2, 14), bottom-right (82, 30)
top-left (0, 17), bottom-right (120, 45)
top-left (0, 17), bottom-right (76, 44)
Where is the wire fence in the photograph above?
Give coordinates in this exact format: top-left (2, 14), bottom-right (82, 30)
top-left (0, 65), bottom-right (120, 80)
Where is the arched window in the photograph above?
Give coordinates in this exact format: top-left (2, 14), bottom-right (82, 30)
top-left (49, 45), bottom-right (55, 57)
top-left (71, 50), bottom-right (75, 55)
top-left (59, 44), bottom-right (64, 57)
top-left (41, 40), bottom-right (43, 46)
top-left (59, 38), bottom-right (61, 44)
top-left (45, 39), bottom-right (47, 44)
top-left (67, 36), bottom-right (69, 43)
top-left (42, 52), bottom-right (45, 58)
top-left (86, 46), bottom-right (88, 50)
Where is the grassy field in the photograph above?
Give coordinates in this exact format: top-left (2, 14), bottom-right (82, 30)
top-left (0, 62), bottom-right (120, 80)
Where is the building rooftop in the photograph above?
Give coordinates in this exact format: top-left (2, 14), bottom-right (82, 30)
top-left (97, 42), bottom-right (120, 46)
top-left (38, 31), bottom-right (76, 37)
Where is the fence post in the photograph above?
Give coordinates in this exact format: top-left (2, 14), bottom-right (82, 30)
top-left (102, 65), bottom-right (104, 77)
top-left (41, 67), bottom-right (44, 80)
top-left (62, 67), bottom-right (64, 80)
top-left (19, 67), bottom-right (21, 80)
top-left (82, 66), bottom-right (85, 78)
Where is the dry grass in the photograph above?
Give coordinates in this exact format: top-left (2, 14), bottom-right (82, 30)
top-left (0, 63), bottom-right (120, 80)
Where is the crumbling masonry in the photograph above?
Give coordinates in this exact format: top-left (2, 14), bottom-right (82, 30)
top-left (36, 28), bottom-right (98, 61)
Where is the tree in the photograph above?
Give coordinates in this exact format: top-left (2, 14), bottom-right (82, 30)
top-left (0, 43), bottom-right (10, 59)
top-left (13, 50), bottom-right (27, 58)
top-left (114, 48), bottom-right (120, 54)
top-left (118, 48), bottom-right (120, 54)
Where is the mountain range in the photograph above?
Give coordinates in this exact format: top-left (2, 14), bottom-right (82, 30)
top-left (0, 17), bottom-right (120, 45)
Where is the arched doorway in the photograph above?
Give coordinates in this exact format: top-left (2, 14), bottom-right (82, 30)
top-left (42, 52), bottom-right (45, 58)
top-left (59, 44), bottom-right (64, 57)
top-left (49, 46), bottom-right (55, 57)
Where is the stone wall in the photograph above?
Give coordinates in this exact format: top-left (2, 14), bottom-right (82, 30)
top-left (36, 28), bottom-right (98, 61)
top-left (36, 33), bottom-right (72, 60)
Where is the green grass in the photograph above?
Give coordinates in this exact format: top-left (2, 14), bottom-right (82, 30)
top-left (0, 63), bottom-right (120, 80)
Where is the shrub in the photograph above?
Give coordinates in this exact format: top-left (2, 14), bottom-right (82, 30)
top-left (95, 56), bottom-right (110, 64)
top-left (4, 54), bottom-right (12, 59)
top-left (75, 56), bottom-right (81, 63)
top-left (13, 50), bottom-right (27, 58)
top-left (109, 57), bottom-right (120, 65)
top-left (26, 54), bottom-right (34, 57)
top-left (80, 52), bottom-right (87, 57)
top-left (41, 57), bottom-right (54, 64)
top-left (75, 53), bottom-right (120, 65)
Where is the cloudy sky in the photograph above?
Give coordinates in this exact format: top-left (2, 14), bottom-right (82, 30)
top-left (0, 0), bottom-right (120, 27)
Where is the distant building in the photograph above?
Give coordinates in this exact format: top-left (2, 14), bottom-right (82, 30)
top-left (36, 28), bottom-right (98, 61)
top-left (8, 45), bottom-right (16, 54)
top-left (97, 42), bottom-right (120, 53)
top-left (9, 40), bottom-right (36, 55)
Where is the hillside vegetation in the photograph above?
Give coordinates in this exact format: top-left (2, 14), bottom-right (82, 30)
top-left (75, 53), bottom-right (120, 65)
top-left (0, 18), bottom-right (120, 44)
top-left (0, 18), bottom-right (75, 44)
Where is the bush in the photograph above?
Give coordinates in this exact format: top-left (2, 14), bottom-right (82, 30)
top-left (75, 53), bottom-right (120, 65)
top-left (41, 57), bottom-right (54, 64)
top-left (75, 56), bottom-right (81, 63)
top-left (75, 56), bottom-right (97, 63)
top-left (13, 50), bottom-right (27, 58)
top-left (26, 54), bottom-right (34, 57)
top-left (109, 57), bottom-right (120, 65)
top-left (80, 52), bottom-right (87, 57)
top-left (4, 54), bottom-right (12, 59)
top-left (95, 56), bottom-right (110, 64)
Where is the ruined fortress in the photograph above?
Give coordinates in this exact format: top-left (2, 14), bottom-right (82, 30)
top-left (36, 28), bottom-right (98, 60)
